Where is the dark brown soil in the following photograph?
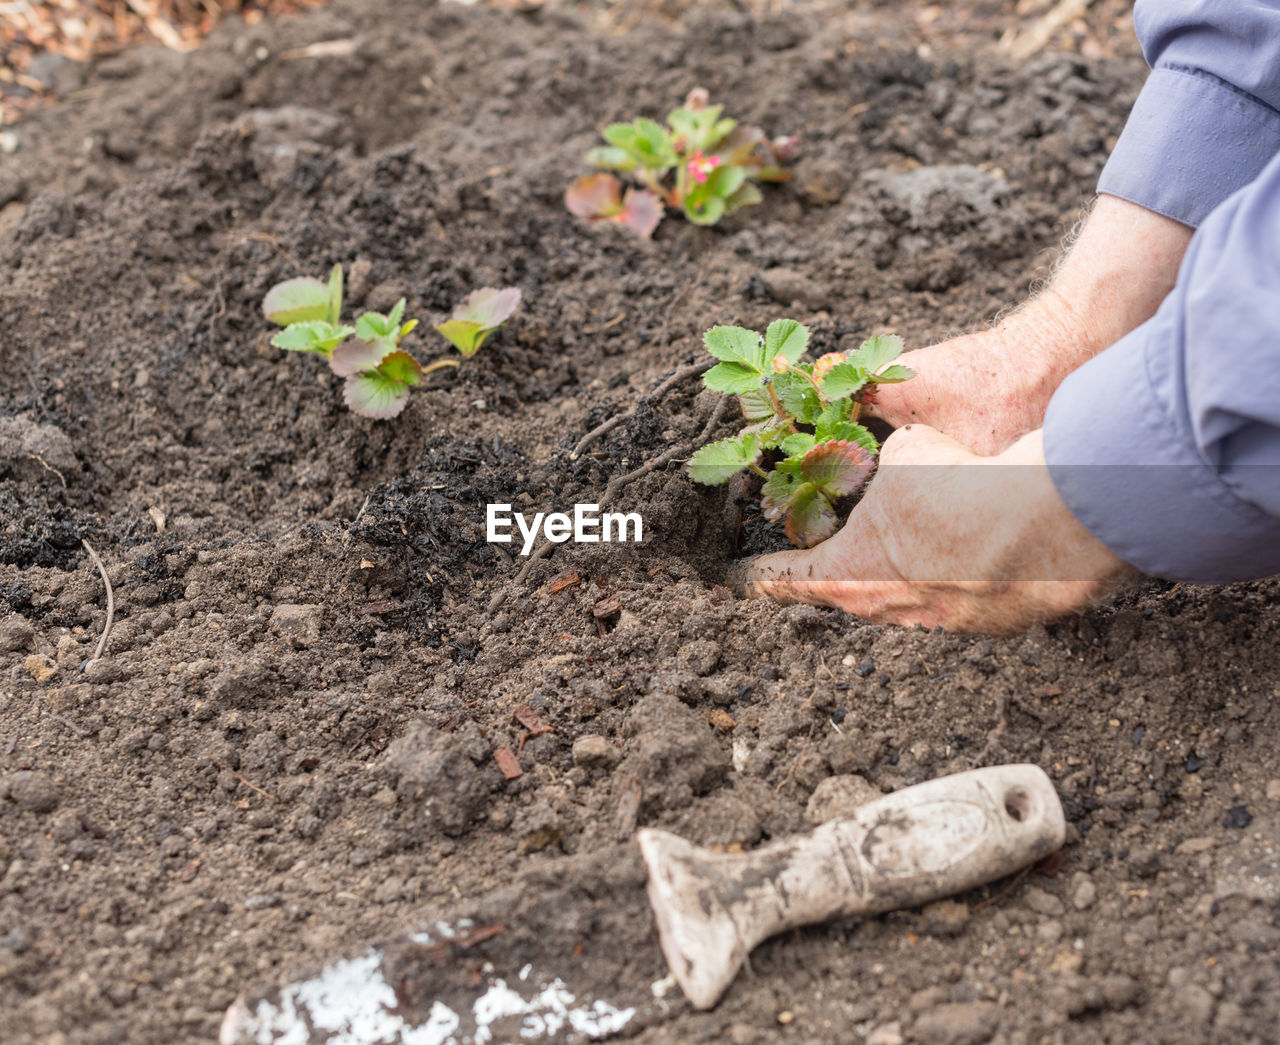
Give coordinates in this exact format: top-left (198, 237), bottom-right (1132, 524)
top-left (2, 2), bottom-right (1277, 1043)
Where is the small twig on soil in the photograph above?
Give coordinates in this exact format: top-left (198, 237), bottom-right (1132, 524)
top-left (487, 365), bottom-right (724, 612)
top-left (1004, 0), bottom-right (1095, 60)
top-left (25, 453), bottom-right (68, 489)
top-left (570, 360), bottom-right (713, 460)
top-left (774, 729), bottom-right (814, 794)
top-left (81, 539), bottom-right (115, 665)
top-left (490, 396), bottom-right (731, 612)
top-left (230, 768), bottom-right (280, 803)
top-left (52, 714), bottom-right (92, 739)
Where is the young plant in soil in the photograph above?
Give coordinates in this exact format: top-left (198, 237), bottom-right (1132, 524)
top-left (687, 320), bottom-right (914, 548)
top-left (262, 266), bottom-right (521, 419)
top-left (565, 87), bottom-right (796, 237)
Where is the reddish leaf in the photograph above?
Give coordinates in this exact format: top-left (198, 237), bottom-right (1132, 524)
top-left (784, 483), bottom-right (838, 548)
top-left (451, 287), bottom-right (522, 330)
top-left (618, 189), bottom-right (663, 238)
top-left (329, 336), bottom-right (395, 377)
top-left (565, 172), bottom-right (623, 218)
top-left (800, 440), bottom-right (875, 497)
top-left (812, 352), bottom-right (848, 381)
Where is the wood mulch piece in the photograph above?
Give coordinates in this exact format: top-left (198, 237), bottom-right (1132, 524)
top-left (1, 0), bottom-right (324, 122)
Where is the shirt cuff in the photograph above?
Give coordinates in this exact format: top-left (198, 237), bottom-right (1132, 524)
top-left (1097, 65), bottom-right (1280, 227)
top-left (1043, 328), bottom-right (1280, 584)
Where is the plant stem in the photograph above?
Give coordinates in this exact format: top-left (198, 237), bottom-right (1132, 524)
top-left (767, 384), bottom-right (788, 420)
top-left (421, 358), bottom-right (462, 376)
top-left (787, 364), bottom-right (828, 407)
top-left (850, 400), bottom-right (862, 423)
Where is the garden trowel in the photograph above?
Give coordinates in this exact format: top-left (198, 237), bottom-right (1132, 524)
top-left (221, 764), bottom-right (1064, 1043)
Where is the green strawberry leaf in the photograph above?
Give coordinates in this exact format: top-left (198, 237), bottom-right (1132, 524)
top-left (703, 326), bottom-right (767, 372)
top-left (850, 334), bottom-right (904, 375)
top-left (764, 318), bottom-right (809, 367)
top-left (738, 387), bottom-right (776, 421)
top-left (683, 193), bottom-right (726, 226)
top-left (820, 422), bottom-right (879, 454)
top-left (870, 364), bottom-right (915, 384)
top-left (722, 181), bottom-right (763, 216)
top-left (704, 362), bottom-right (765, 395)
top-left (435, 319), bottom-right (484, 358)
top-left (780, 432), bottom-right (816, 457)
top-left (814, 398), bottom-right (852, 438)
top-left (436, 288), bottom-right (522, 356)
top-left (761, 467), bottom-right (800, 522)
top-left (271, 320), bottom-right (355, 355)
top-left (585, 146), bottom-right (637, 171)
top-left (356, 303), bottom-right (405, 342)
top-left (687, 433), bottom-right (761, 485)
top-left (754, 423), bottom-right (793, 450)
top-left (342, 351), bottom-right (423, 420)
top-left (819, 362), bottom-right (870, 400)
top-left (263, 277), bottom-right (330, 326)
top-left (774, 370), bottom-right (822, 424)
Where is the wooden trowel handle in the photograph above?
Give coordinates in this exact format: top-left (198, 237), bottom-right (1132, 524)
top-left (638, 764), bottom-right (1065, 1010)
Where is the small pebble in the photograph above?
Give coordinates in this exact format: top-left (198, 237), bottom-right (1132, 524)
top-left (1224, 804), bottom-right (1253, 830)
top-left (571, 734), bottom-right (613, 769)
top-left (1022, 885), bottom-right (1064, 917)
top-left (1071, 874), bottom-right (1096, 910)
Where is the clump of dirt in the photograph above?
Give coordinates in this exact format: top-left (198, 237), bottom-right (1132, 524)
top-left (2, 2), bottom-right (1278, 1044)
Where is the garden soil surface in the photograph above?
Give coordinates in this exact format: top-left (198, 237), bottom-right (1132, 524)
top-left (2, 2), bottom-right (1279, 1043)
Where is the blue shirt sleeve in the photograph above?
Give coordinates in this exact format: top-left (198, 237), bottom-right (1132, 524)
top-left (1044, 151), bottom-right (1280, 584)
top-left (1097, 0), bottom-right (1280, 226)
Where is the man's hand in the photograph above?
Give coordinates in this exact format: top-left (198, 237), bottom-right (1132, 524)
top-left (868, 196), bottom-right (1194, 455)
top-left (733, 426), bottom-right (1137, 634)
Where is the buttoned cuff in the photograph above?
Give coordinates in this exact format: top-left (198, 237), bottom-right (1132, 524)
top-left (1098, 65), bottom-right (1280, 227)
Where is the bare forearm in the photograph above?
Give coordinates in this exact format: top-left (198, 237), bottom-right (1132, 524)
top-left (1037, 194), bottom-right (1193, 356)
top-left (870, 195), bottom-right (1194, 455)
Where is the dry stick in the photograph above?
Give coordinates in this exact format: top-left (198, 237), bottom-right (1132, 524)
top-left (81, 539), bottom-right (114, 665)
top-left (230, 768), bottom-right (281, 804)
top-left (1005, 0), bottom-right (1095, 60)
top-left (487, 396), bottom-right (731, 613)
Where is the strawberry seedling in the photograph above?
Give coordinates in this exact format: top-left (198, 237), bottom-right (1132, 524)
top-left (262, 266), bottom-right (521, 420)
top-left (565, 87), bottom-right (796, 237)
top-left (688, 320), bottom-right (914, 548)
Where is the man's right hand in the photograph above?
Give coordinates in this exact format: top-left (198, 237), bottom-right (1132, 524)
top-left (867, 195), bottom-right (1194, 455)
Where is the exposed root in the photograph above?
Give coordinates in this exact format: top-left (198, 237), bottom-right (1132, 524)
top-left (570, 360), bottom-right (713, 459)
top-left (487, 394), bottom-right (730, 613)
top-left (81, 539), bottom-right (115, 665)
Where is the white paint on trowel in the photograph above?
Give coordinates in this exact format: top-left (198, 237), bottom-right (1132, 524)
top-left (220, 932), bottom-right (635, 1044)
